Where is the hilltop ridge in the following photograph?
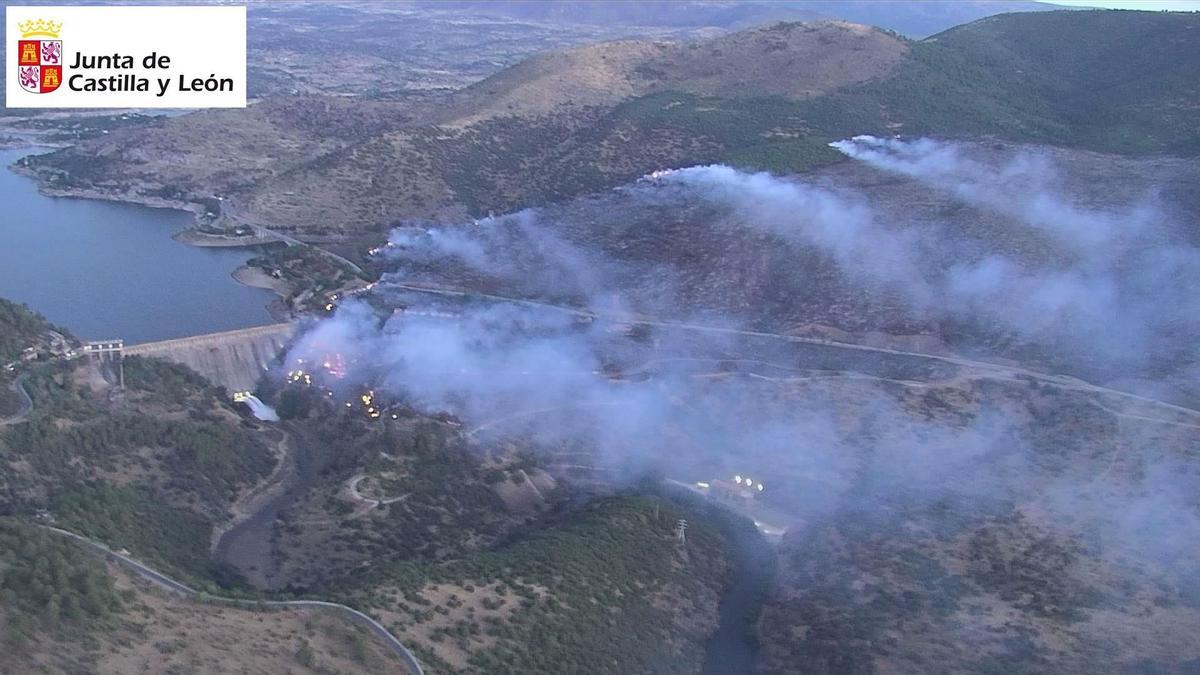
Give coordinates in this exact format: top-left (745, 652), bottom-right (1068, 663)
top-left (440, 21), bottom-right (907, 124)
top-left (22, 11), bottom-right (1200, 240)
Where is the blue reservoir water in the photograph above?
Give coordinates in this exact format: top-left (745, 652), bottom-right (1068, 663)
top-left (0, 147), bottom-right (274, 344)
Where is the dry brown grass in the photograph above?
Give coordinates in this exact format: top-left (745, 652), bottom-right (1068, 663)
top-left (440, 21), bottom-right (907, 125)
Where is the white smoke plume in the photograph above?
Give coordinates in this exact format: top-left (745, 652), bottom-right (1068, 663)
top-left (281, 138), bottom-right (1200, 597)
top-left (657, 164), bottom-right (935, 307)
top-left (385, 209), bottom-right (621, 307)
top-left (830, 135), bottom-right (1158, 253)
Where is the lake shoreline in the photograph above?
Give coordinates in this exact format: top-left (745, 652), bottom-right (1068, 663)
top-left (232, 265), bottom-right (296, 323)
top-left (10, 161), bottom-right (209, 217)
top-left (9, 157), bottom-right (296, 307)
top-left (0, 146), bottom-right (279, 343)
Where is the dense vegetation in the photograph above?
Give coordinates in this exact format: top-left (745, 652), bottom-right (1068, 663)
top-left (613, 91), bottom-right (843, 173)
top-left (258, 405), bottom-right (523, 589)
top-left (0, 519), bottom-right (125, 651)
top-left (246, 243), bottom-right (368, 310)
top-left (0, 298), bottom-right (61, 364)
top-left (4, 361), bottom-right (274, 510)
top-left (337, 493), bottom-right (736, 674)
top-left (0, 357), bottom-right (275, 587)
top-left (6, 414), bottom-right (272, 506)
top-left (49, 485), bottom-right (237, 584)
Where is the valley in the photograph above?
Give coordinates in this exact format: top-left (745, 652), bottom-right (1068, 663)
top-left (2, 4), bottom-right (1199, 674)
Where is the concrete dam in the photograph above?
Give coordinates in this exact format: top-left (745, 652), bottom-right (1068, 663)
top-left (125, 323), bottom-right (296, 393)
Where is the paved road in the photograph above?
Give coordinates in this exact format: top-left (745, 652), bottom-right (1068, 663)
top-left (217, 199), bottom-right (366, 276)
top-left (389, 281), bottom-right (1200, 420)
top-left (0, 375), bottom-right (32, 426)
top-left (43, 526), bottom-right (424, 675)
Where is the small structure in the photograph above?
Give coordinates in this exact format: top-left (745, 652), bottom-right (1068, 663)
top-left (710, 474), bottom-right (765, 503)
top-left (44, 331), bottom-right (72, 357)
top-left (82, 339), bottom-right (124, 387)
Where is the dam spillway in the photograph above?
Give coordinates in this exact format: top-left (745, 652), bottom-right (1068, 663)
top-left (124, 323), bottom-right (296, 393)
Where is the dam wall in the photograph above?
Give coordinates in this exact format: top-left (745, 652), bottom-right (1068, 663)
top-left (125, 323), bottom-right (296, 393)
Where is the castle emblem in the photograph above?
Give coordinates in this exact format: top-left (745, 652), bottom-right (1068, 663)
top-left (17, 19), bottom-right (63, 94)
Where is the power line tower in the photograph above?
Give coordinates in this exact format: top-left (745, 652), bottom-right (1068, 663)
top-left (675, 519), bottom-right (688, 546)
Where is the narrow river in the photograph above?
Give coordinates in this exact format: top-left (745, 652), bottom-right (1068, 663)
top-left (702, 526), bottom-right (774, 674)
top-left (0, 146), bottom-right (275, 343)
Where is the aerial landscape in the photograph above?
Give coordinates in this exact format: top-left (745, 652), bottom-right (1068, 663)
top-left (2, 1), bottom-right (1199, 673)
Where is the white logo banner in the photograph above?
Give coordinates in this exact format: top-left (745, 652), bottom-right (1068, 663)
top-left (6, 5), bottom-right (246, 109)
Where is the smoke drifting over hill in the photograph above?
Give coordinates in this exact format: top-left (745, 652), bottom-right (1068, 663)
top-left (280, 138), bottom-right (1200, 670)
top-left (833, 136), bottom-right (1199, 365)
top-left (662, 141), bottom-right (1196, 370)
top-left (374, 137), bottom-right (1200, 378)
top-left (286, 136), bottom-right (1198, 513)
top-left (386, 211), bottom-right (625, 307)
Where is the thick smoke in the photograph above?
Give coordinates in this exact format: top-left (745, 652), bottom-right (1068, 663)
top-left (830, 135), bottom-right (1156, 252)
top-left (283, 137), bottom-right (1200, 600)
top-left (827, 136), bottom-right (1200, 366)
top-left (385, 209), bottom-right (625, 308)
top-left (657, 164), bottom-right (934, 307)
top-left (290, 298), bottom-right (684, 466)
top-left (288, 136), bottom-right (1200, 456)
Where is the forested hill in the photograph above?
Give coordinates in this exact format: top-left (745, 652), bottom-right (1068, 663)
top-left (0, 299), bottom-right (62, 364)
top-left (800, 10), bottom-right (1200, 154)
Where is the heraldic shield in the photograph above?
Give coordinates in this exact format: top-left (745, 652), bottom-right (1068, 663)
top-left (17, 39), bottom-right (62, 93)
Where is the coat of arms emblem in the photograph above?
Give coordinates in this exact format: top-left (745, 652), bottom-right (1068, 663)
top-left (17, 19), bottom-right (63, 94)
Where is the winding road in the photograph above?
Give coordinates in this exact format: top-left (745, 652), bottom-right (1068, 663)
top-left (217, 199), bottom-right (366, 276)
top-left (0, 375), bottom-right (32, 426)
top-left (43, 525), bottom-right (424, 675)
top-left (347, 474), bottom-right (409, 509)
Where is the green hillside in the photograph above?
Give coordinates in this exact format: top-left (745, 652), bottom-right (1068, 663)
top-left (800, 10), bottom-right (1200, 154)
top-left (0, 299), bottom-right (63, 364)
top-left (0, 356), bottom-right (276, 588)
top-left (334, 493), bottom-right (739, 674)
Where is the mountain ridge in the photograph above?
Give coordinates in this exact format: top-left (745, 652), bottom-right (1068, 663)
top-left (21, 10), bottom-right (1200, 241)
top-left (436, 21), bottom-right (908, 125)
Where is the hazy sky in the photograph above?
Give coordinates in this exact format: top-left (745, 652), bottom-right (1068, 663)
top-left (1041, 0), bottom-right (1200, 9)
